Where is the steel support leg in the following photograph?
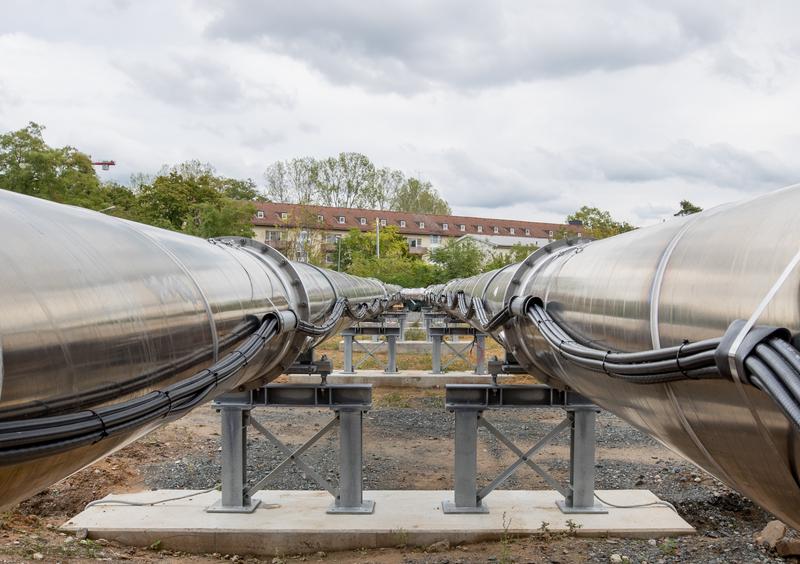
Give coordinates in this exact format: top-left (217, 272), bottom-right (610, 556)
top-left (399, 317), bottom-right (406, 340)
top-left (474, 334), bottom-right (487, 375)
top-left (328, 409), bottom-right (375, 514)
top-left (206, 395), bottom-right (260, 513)
top-left (431, 335), bottom-right (443, 374)
top-left (442, 410), bottom-right (488, 513)
top-left (343, 332), bottom-right (354, 373)
top-left (385, 334), bottom-right (398, 374)
top-left (557, 407), bottom-right (607, 514)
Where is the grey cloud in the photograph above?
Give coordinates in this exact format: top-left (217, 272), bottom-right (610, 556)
top-left (433, 141), bottom-right (798, 217)
top-left (122, 56), bottom-right (247, 108)
top-left (0, 81), bottom-right (21, 110)
top-left (202, 0), bottom-right (738, 93)
top-left (120, 54), bottom-right (295, 110)
top-left (583, 142), bottom-right (800, 191)
top-left (436, 149), bottom-right (560, 208)
top-left (632, 202), bottom-right (679, 222)
top-left (238, 127), bottom-right (286, 147)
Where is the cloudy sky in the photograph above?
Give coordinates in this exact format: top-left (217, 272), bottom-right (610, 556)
top-left (1, 0), bottom-right (799, 225)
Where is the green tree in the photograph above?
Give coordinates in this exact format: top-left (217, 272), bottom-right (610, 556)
top-left (314, 152), bottom-right (377, 208)
top-left (136, 171), bottom-right (220, 230)
top-left (428, 238), bottom-right (483, 281)
top-left (217, 177), bottom-right (265, 201)
top-left (347, 255), bottom-right (440, 287)
top-left (566, 206), bottom-right (634, 239)
top-left (483, 243), bottom-right (539, 271)
top-left (0, 122), bottom-right (101, 207)
top-left (338, 225), bottom-right (410, 271)
top-left (391, 177), bottom-right (451, 215)
top-left (263, 154), bottom-right (452, 214)
top-left (183, 199), bottom-right (255, 238)
top-left (135, 161), bottom-right (257, 236)
top-left (674, 199), bottom-right (703, 216)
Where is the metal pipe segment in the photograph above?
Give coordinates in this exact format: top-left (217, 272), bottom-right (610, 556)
top-left (0, 190), bottom-right (399, 509)
top-left (420, 185), bottom-right (800, 529)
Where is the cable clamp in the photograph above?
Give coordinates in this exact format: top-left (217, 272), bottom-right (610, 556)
top-left (601, 351), bottom-right (611, 375)
top-left (676, 340), bottom-right (690, 378)
top-left (88, 409), bottom-right (108, 442)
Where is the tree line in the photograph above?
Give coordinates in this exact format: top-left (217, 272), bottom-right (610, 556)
top-left (264, 153), bottom-right (451, 214)
top-left (0, 122), bottom-right (703, 288)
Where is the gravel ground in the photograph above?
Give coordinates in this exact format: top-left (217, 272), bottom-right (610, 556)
top-left (142, 397), bottom-right (791, 563)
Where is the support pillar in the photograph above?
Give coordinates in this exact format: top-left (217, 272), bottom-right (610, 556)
top-left (442, 410), bottom-right (487, 513)
top-left (342, 331), bottom-right (354, 373)
top-left (328, 410), bottom-right (374, 514)
top-left (474, 333), bottom-right (487, 375)
top-left (431, 334), bottom-right (443, 374)
top-left (557, 406), bottom-right (607, 514)
top-left (385, 334), bottom-right (398, 374)
top-left (206, 393), bottom-right (259, 513)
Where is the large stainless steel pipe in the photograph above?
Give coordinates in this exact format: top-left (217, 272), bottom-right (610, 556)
top-left (424, 185), bottom-right (800, 528)
top-left (0, 189), bottom-right (398, 509)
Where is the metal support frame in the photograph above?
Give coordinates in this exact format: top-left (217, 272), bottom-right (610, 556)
top-left (285, 347), bottom-right (333, 383)
top-left (441, 384), bottom-right (606, 515)
top-left (379, 311), bottom-right (408, 340)
top-left (430, 326), bottom-right (487, 374)
top-left (423, 310), bottom-right (448, 341)
top-left (206, 384), bottom-right (374, 515)
top-left (341, 325), bottom-right (400, 374)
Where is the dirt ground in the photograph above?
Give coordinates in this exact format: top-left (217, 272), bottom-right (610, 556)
top-left (1, 372), bottom-right (796, 562)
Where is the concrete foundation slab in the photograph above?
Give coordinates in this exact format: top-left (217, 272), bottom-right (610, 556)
top-left (286, 370), bottom-right (520, 387)
top-left (63, 489), bottom-right (693, 557)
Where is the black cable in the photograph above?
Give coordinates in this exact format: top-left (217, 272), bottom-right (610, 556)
top-left (0, 315), bottom-right (280, 464)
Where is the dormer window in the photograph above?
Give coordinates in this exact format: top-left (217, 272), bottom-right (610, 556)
top-left (256, 211), bottom-right (264, 219)
top-left (459, 224), bottom-right (465, 232)
top-left (548, 230), bottom-right (554, 238)
top-left (442, 223), bottom-right (448, 230)
top-left (525, 228), bottom-right (530, 236)
top-left (477, 225), bottom-right (483, 233)
top-left (400, 220), bottom-right (406, 228)
top-left (338, 216), bottom-right (345, 224)
top-left (419, 221), bottom-right (425, 228)
top-left (317, 215), bottom-right (324, 222)
top-left (380, 219), bottom-right (387, 227)
top-left (493, 226), bottom-right (499, 234)
top-left (360, 217), bottom-right (367, 225)
top-left (509, 227), bottom-right (515, 235)
top-left (280, 212), bottom-right (288, 220)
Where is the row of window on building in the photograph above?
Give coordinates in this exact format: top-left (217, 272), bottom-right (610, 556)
top-left (255, 210), bottom-right (546, 236)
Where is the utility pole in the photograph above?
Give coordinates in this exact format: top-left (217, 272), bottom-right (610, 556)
top-left (376, 218), bottom-right (381, 258)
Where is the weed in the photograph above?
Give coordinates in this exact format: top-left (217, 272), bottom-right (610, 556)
top-left (391, 528), bottom-right (409, 547)
top-left (659, 538), bottom-right (678, 555)
top-left (566, 518), bottom-right (583, 535)
top-left (499, 511), bottom-right (514, 564)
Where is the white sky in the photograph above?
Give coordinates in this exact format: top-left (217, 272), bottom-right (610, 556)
top-left (1, 0), bottom-right (799, 225)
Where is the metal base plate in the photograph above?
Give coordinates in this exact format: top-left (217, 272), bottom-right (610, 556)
top-left (556, 500), bottom-right (608, 514)
top-left (205, 499), bottom-right (261, 514)
top-left (326, 500), bottom-right (375, 514)
top-left (441, 500), bottom-right (490, 514)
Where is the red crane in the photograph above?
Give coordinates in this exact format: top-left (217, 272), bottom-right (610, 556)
top-left (91, 160), bottom-right (116, 171)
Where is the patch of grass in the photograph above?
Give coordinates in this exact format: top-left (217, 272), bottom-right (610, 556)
top-left (377, 391), bottom-right (411, 408)
top-left (404, 327), bottom-right (426, 341)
